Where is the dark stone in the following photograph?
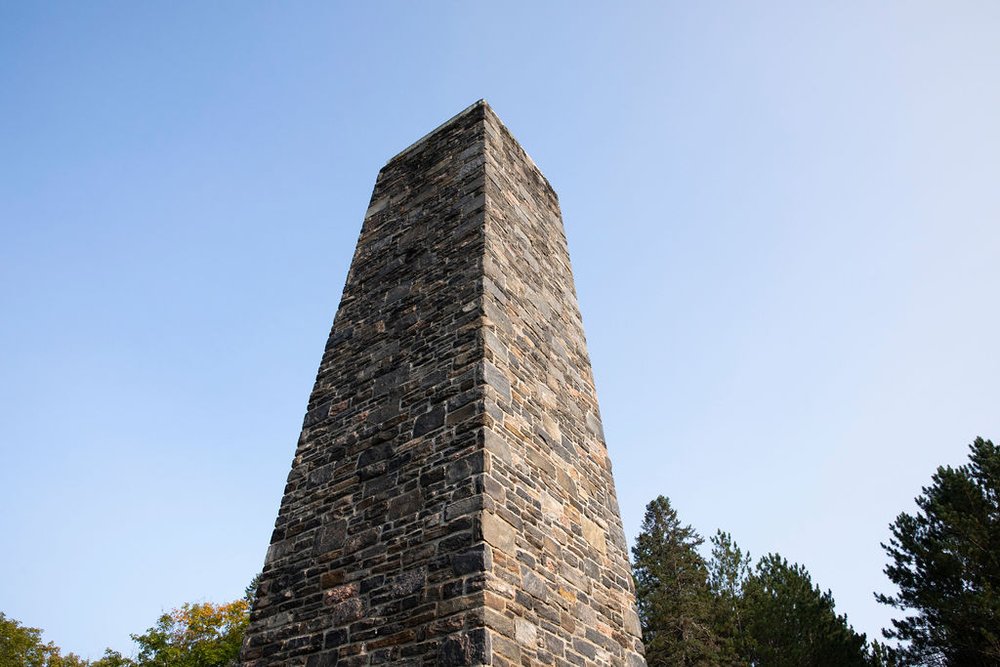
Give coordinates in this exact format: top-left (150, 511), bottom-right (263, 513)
top-left (438, 629), bottom-right (490, 666)
top-left (445, 400), bottom-right (479, 426)
top-left (323, 628), bottom-right (348, 649)
top-left (446, 453), bottom-right (484, 484)
top-left (451, 548), bottom-right (486, 576)
top-left (315, 520), bottom-right (347, 554)
top-left (412, 406), bottom-right (445, 437)
top-left (419, 467), bottom-right (445, 487)
top-left (360, 575), bottom-right (384, 594)
top-left (303, 400), bottom-right (331, 428)
top-left (389, 569), bottom-right (425, 597)
top-left (357, 442), bottom-right (392, 469)
top-left (387, 489), bottom-right (422, 520)
top-left (306, 651), bottom-right (339, 667)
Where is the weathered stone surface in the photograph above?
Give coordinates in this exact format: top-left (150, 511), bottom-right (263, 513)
top-left (241, 101), bottom-right (645, 666)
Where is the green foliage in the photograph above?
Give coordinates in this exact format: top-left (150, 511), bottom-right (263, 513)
top-left (88, 650), bottom-right (135, 667)
top-left (0, 612), bottom-right (88, 667)
top-left (243, 574), bottom-right (260, 608)
top-left (130, 600), bottom-right (249, 667)
top-left (707, 531), bottom-right (752, 663)
top-left (632, 496), bottom-right (722, 665)
top-left (877, 437), bottom-right (1000, 665)
top-left (868, 640), bottom-right (901, 667)
top-left (633, 498), bottom-right (878, 666)
top-left (741, 553), bottom-right (869, 666)
top-left (1, 576), bottom-right (256, 667)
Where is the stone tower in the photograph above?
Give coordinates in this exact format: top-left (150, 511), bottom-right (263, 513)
top-left (242, 101), bottom-right (646, 667)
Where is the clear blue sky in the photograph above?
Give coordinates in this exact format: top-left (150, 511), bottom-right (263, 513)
top-left (2, 1), bottom-right (998, 659)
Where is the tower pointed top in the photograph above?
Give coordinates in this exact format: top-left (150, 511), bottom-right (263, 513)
top-left (388, 99), bottom-right (490, 163)
top-left (387, 99), bottom-right (556, 202)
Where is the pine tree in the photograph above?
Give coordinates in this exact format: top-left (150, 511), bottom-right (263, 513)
top-left (742, 553), bottom-right (870, 666)
top-left (876, 437), bottom-right (1000, 665)
top-left (707, 531), bottom-right (752, 664)
top-left (632, 496), bottom-right (721, 666)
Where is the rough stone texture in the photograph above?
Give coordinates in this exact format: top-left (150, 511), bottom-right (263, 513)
top-left (241, 101), bottom-right (646, 666)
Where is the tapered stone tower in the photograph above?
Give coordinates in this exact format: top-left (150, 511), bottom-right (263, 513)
top-left (242, 101), bottom-right (645, 667)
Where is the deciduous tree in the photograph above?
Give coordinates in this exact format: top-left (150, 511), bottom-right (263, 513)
top-left (130, 600), bottom-right (249, 667)
top-left (0, 613), bottom-right (88, 667)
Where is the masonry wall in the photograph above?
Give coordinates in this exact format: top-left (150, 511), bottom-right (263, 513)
top-left (242, 104), bottom-right (492, 666)
top-left (477, 107), bottom-right (645, 667)
top-left (241, 101), bottom-right (645, 667)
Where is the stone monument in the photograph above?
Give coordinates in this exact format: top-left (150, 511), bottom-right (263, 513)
top-left (241, 100), bottom-right (646, 667)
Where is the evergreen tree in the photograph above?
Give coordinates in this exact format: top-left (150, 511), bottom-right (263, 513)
top-left (868, 640), bottom-right (901, 667)
top-left (876, 437), bottom-right (1000, 665)
top-left (632, 496), bottom-right (721, 666)
top-left (707, 531), bottom-right (752, 664)
top-left (741, 553), bottom-right (870, 667)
